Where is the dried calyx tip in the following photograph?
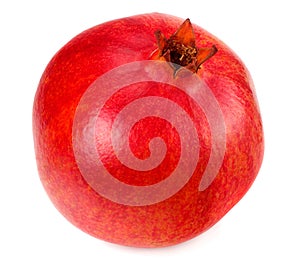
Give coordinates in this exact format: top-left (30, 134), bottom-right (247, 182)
top-left (151, 18), bottom-right (217, 74)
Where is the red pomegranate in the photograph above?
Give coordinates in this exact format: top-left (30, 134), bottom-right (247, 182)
top-left (33, 13), bottom-right (264, 247)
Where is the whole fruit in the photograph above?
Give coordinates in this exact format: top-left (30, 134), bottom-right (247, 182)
top-left (33, 13), bottom-right (264, 247)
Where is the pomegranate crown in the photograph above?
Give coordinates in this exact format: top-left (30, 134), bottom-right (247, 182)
top-left (150, 19), bottom-right (217, 74)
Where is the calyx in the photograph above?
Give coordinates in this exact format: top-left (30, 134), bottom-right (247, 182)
top-left (150, 19), bottom-right (217, 74)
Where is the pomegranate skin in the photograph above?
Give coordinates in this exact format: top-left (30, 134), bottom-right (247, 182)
top-left (33, 13), bottom-right (264, 247)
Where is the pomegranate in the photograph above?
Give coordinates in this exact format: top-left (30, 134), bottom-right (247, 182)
top-left (33, 13), bottom-right (264, 247)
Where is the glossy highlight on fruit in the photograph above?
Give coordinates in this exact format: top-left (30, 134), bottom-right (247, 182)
top-left (33, 13), bottom-right (264, 248)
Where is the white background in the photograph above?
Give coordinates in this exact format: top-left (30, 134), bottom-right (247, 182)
top-left (1, 0), bottom-right (299, 264)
